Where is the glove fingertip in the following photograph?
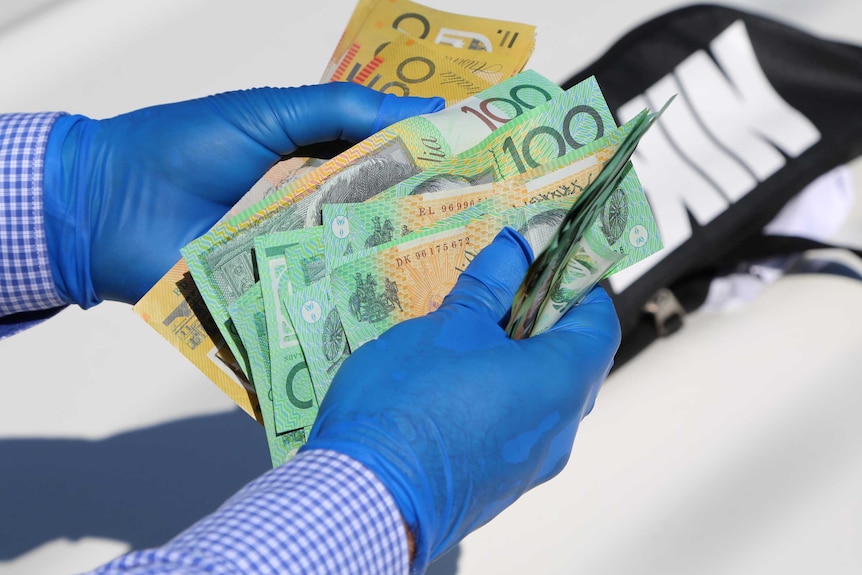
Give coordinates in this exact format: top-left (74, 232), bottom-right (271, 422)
top-left (459, 227), bottom-right (533, 292)
top-left (498, 226), bottom-right (534, 263)
top-left (372, 95), bottom-right (445, 133)
top-left (543, 286), bottom-right (621, 344)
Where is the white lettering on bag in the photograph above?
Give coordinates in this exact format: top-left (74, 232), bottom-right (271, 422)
top-left (610, 20), bottom-right (821, 292)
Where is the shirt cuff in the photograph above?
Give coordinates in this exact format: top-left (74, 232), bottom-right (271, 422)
top-left (0, 112), bottom-right (67, 320)
top-left (89, 449), bottom-right (410, 575)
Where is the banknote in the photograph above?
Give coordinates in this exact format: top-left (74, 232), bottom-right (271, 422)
top-left (400, 32), bottom-right (530, 84)
top-left (482, 113), bottom-right (661, 279)
top-left (323, 0), bottom-right (535, 84)
top-left (255, 230), bottom-right (301, 398)
top-left (230, 282), bottom-right (311, 464)
top-left (328, 136), bottom-right (657, 278)
top-left (507, 103), bottom-right (671, 338)
top-left (327, 191), bottom-right (612, 349)
top-left (227, 284), bottom-right (266, 388)
top-left (320, 140), bottom-right (628, 274)
top-left (323, 182), bottom-right (493, 260)
top-left (323, 0), bottom-right (377, 82)
top-left (326, 3), bottom-right (531, 84)
top-left (321, 116), bottom-right (630, 260)
top-left (406, 68), bottom-right (562, 156)
top-left (374, 75), bottom-right (616, 201)
top-left (499, 161), bottom-right (657, 278)
top-left (320, 75), bottom-right (617, 266)
top-left (353, 33), bottom-right (492, 103)
top-left (228, 157), bottom-right (328, 220)
top-left (417, 115), bottom-right (661, 338)
top-left (330, 213), bottom-right (508, 348)
top-left (500, 197), bottom-right (622, 326)
top-left (285, 276), bottom-right (350, 402)
top-left (180, 70), bottom-right (563, 371)
top-left (255, 229), bottom-right (327, 436)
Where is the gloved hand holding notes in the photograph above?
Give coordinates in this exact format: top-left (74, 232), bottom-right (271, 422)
top-left (133, 0), bottom-right (667, 466)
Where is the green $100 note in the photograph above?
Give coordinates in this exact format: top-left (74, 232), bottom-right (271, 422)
top-left (507, 103), bottom-right (672, 339)
top-left (227, 284), bottom-right (308, 465)
top-left (285, 276), bottom-right (350, 403)
top-left (321, 75), bottom-right (618, 266)
top-left (373, 76), bottom-right (616, 201)
top-left (255, 229), bottom-right (327, 446)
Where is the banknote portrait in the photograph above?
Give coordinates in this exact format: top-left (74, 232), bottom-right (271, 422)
top-left (517, 208), bottom-right (568, 255)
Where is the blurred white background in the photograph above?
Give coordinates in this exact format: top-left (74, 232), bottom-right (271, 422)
top-left (1, 1), bottom-right (861, 574)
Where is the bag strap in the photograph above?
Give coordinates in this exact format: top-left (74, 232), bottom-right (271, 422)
top-left (722, 234), bottom-right (862, 263)
top-left (612, 235), bottom-right (862, 368)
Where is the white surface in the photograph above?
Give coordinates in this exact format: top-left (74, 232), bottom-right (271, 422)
top-left (1, 1), bottom-right (861, 574)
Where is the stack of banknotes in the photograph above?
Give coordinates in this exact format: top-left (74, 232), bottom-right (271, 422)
top-left (133, 0), bottom-right (664, 466)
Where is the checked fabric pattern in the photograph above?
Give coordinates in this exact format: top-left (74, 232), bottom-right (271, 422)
top-left (0, 112), bottom-right (67, 338)
top-left (88, 450), bottom-right (409, 575)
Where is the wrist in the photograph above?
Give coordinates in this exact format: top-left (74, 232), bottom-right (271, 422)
top-left (303, 416), bottom-right (438, 572)
top-left (43, 114), bottom-right (101, 308)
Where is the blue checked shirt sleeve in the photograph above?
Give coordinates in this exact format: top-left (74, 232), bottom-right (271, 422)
top-left (86, 449), bottom-right (410, 575)
top-left (1, 112), bottom-right (67, 337)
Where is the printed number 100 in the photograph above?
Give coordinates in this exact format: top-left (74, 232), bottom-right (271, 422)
top-left (501, 105), bottom-right (605, 173)
top-left (459, 84), bottom-right (554, 131)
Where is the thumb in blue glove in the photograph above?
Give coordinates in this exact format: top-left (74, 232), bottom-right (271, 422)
top-left (303, 227), bottom-right (621, 571)
top-left (42, 83), bottom-right (444, 306)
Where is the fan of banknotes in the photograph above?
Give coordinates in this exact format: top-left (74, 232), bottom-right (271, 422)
top-left (133, 0), bottom-right (665, 467)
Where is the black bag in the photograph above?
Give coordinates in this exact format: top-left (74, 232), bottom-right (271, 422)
top-left (561, 4), bottom-right (862, 366)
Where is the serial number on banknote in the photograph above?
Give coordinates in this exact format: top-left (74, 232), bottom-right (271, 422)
top-left (417, 200), bottom-right (478, 216)
top-left (396, 236), bottom-right (472, 266)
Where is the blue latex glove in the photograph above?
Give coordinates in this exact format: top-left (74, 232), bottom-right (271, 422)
top-left (304, 227), bottom-right (621, 571)
top-left (42, 84), bottom-right (444, 306)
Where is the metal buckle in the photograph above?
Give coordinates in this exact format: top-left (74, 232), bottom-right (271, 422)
top-left (642, 288), bottom-right (685, 337)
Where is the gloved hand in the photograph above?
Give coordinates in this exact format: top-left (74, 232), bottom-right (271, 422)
top-left (42, 83), bottom-right (444, 306)
top-left (303, 227), bottom-right (621, 571)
